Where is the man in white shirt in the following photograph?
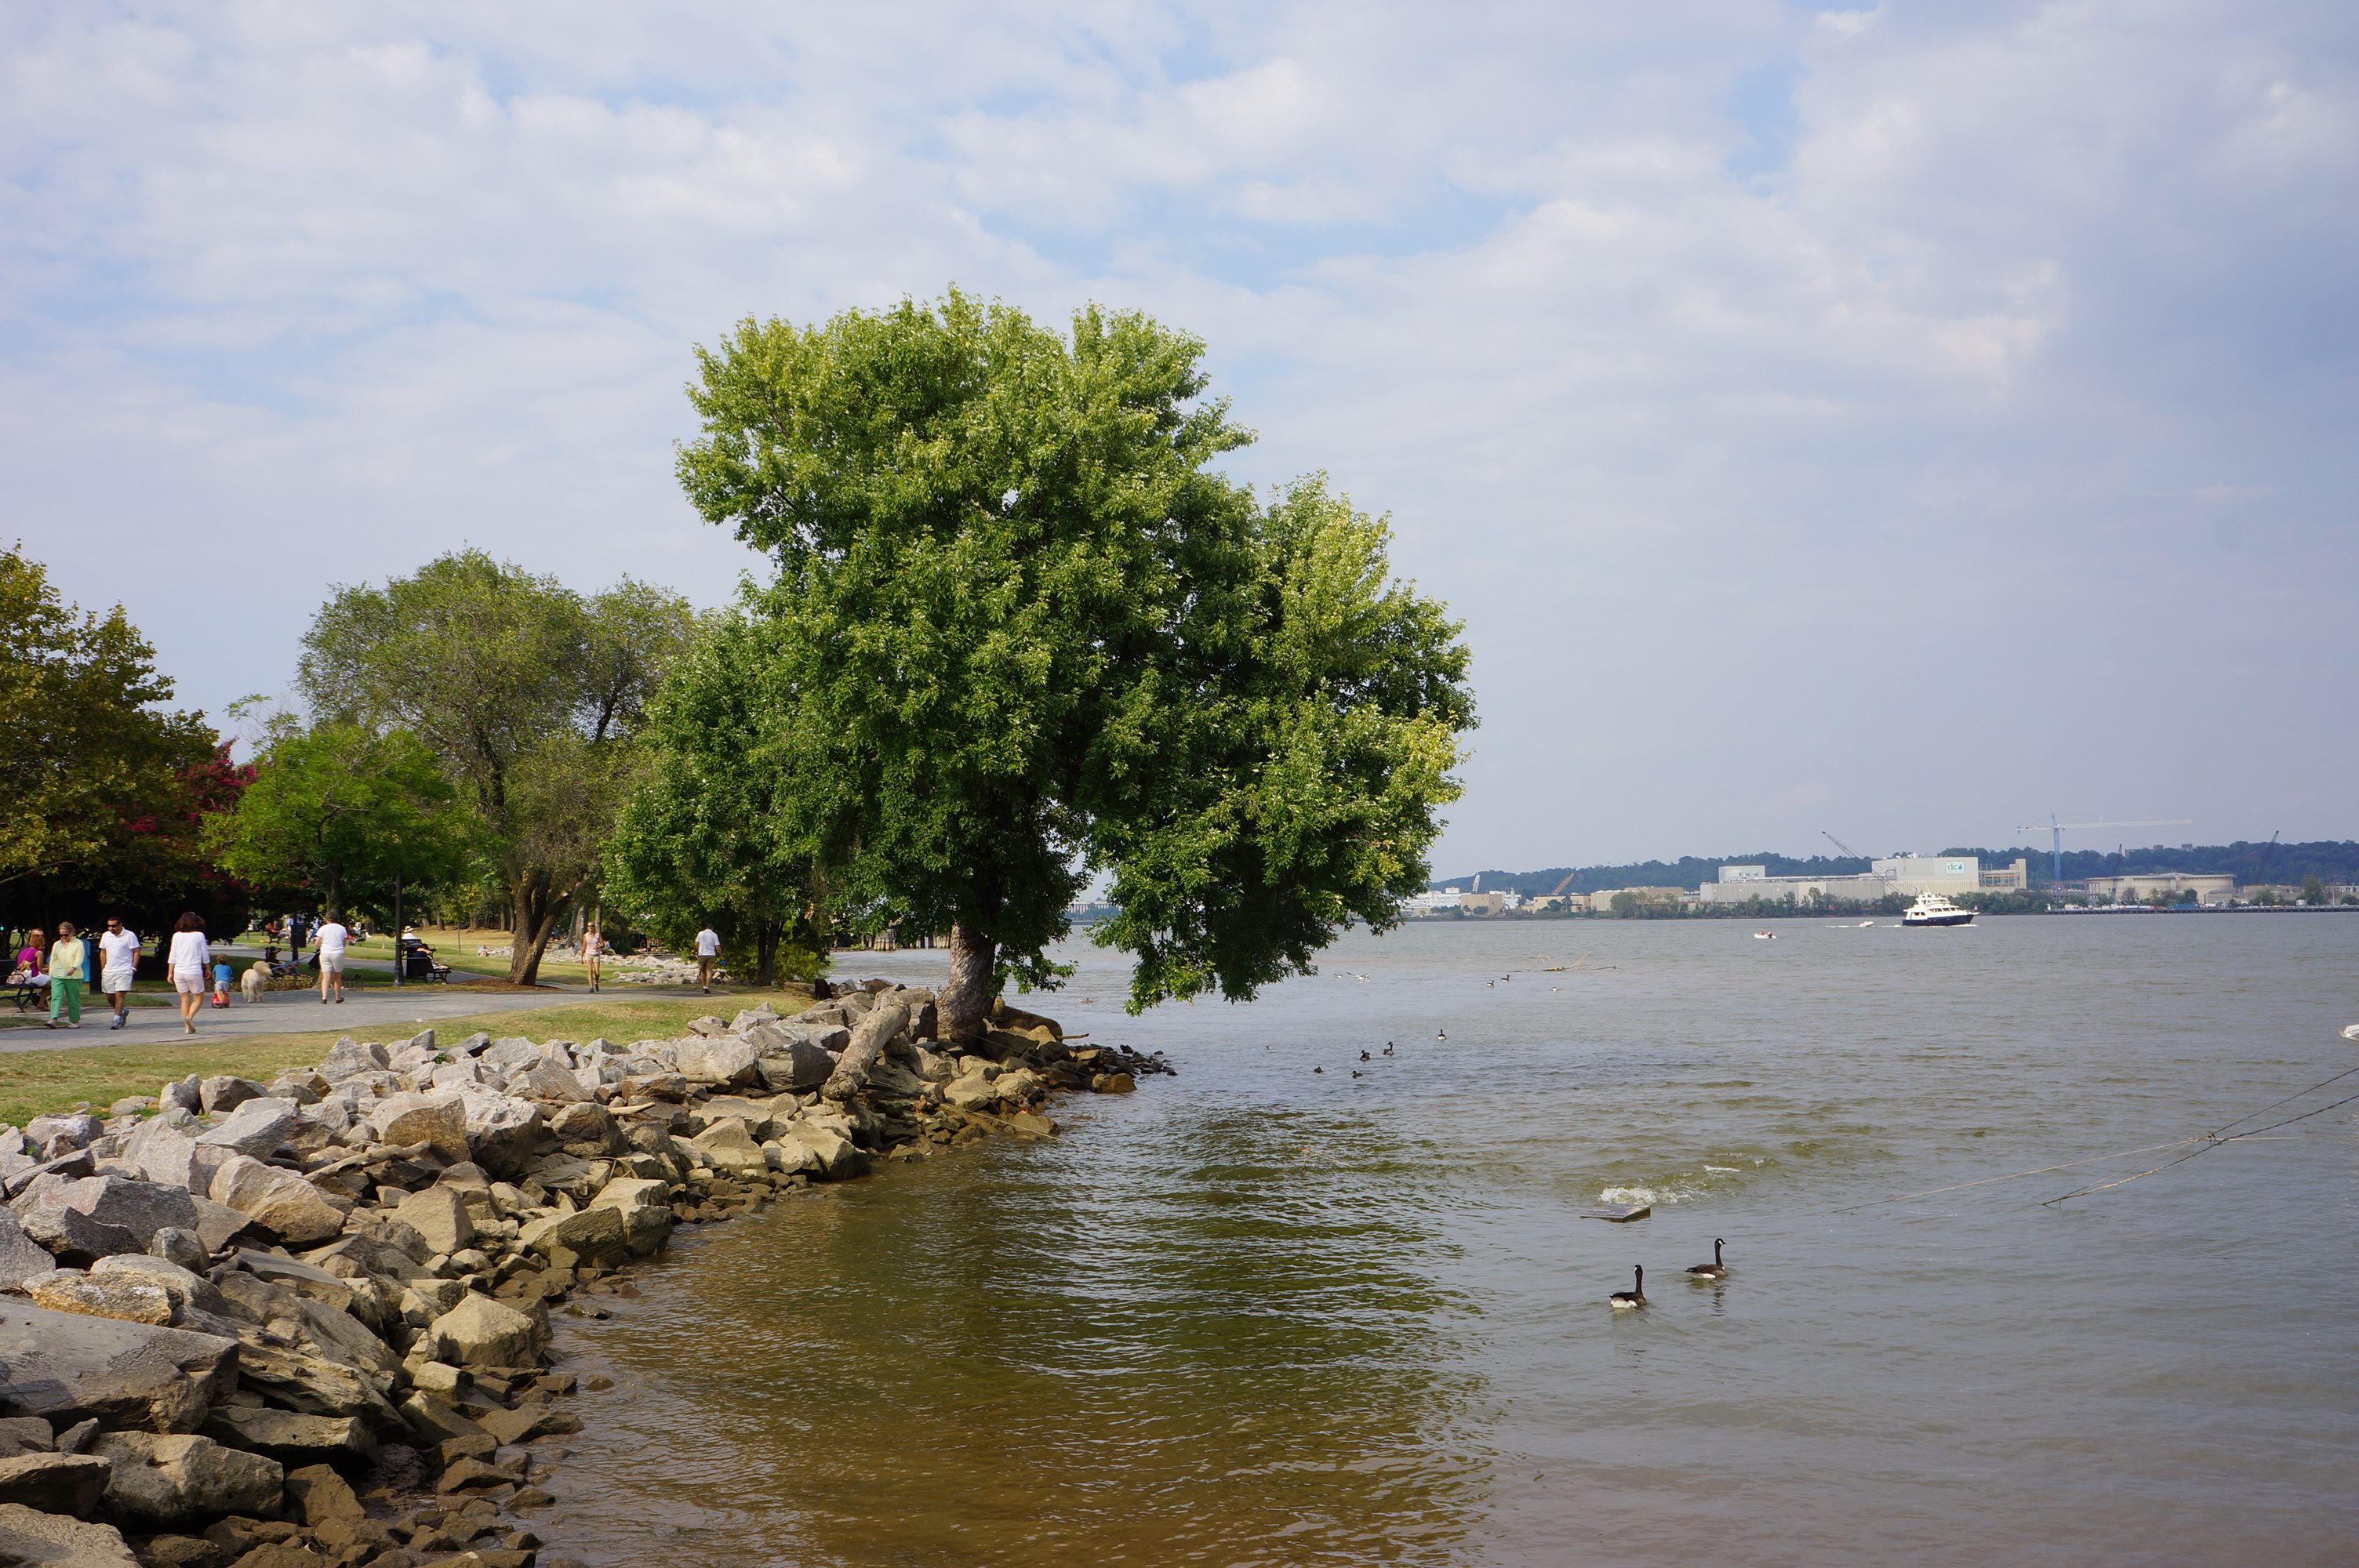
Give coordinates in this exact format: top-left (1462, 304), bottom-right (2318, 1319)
top-left (695, 925), bottom-right (721, 994)
top-left (315, 916), bottom-right (350, 1004)
top-left (97, 916), bottom-right (141, 1031)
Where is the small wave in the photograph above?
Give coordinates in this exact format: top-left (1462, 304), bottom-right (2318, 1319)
top-left (1598, 1185), bottom-right (1681, 1206)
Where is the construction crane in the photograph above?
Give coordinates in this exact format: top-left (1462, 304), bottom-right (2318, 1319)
top-left (1823, 831), bottom-right (1866, 862)
top-left (2015, 815), bottom-right (2192, 887)
top-left (1548, 869), bottom-right (1580, 897)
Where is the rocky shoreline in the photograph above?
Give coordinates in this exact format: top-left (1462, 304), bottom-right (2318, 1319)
top-left (0, 979), bottom-right (1172, 1567)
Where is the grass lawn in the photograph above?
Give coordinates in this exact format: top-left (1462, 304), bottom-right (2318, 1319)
top-left (0, 994), bottom-right (740, 1127)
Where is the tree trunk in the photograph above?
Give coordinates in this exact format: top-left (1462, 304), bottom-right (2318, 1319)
top-left (755, 923), bottom-right (780, 987)
top-left (823, 1001), bottom-right (910, 1100)
top-left (939, 921), bottom-right (997, 1044)
top-left (507, 869), bottom-right (588, 985)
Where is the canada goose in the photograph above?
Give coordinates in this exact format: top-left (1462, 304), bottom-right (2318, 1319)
top-left (1382, 1043), bottom-right (1394, 1056)
top-left (1359, 1050), bottom-right (1371, 1061)
top-left (1437, 1030), bottom-right (1447, 1040)
top-left (1609, 1266), bottom-right (1647, 1309)
top-left (1351, 1069), bottom-right (1363, 1078)
top-left (1687, 1240), bottom-right (1729, 1279)
top-left (1314, 1066), bottom-right (1324, 1074)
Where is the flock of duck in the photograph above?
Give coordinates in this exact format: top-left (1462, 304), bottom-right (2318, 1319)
top-left (1609, 1240), bottom-right (1731, 1308)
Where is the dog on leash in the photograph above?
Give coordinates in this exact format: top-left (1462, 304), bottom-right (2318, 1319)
top-left (241, 961), bottom-right (269, 1004)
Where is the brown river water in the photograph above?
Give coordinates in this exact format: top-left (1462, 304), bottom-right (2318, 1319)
top-left (528, 914), bottom-right (2359, 1566)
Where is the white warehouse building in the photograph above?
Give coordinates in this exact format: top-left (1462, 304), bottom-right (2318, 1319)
top-left (1696, 855), bottom-right (2028, 905)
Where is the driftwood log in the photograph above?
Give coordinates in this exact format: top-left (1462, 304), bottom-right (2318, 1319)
top-left (822, 1002), bottom-right (911, 1100)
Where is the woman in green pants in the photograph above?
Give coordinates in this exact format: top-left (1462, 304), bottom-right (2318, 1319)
top-left (46, 920), bottom-right (85, 1029)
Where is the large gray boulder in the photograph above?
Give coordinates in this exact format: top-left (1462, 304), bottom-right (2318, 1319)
top-left (754, 1036), bottom-right (838, 1094)
top-left (119, 1122), bottom-right (200, 1191)
top-left (89, 1432), bottom-right (282, 1526)
top-left (366, 1094), bottom-right (467, 1163)
top-left (187, 1196), bottom-right (249, 1254)
top-left (25, 1115), bottom-right (102, 1158)
top-left (0, 1503), bottom-right (140, 1566)
top-left (23, 1269), bottom-right (173, 1327)
top-left (390, 1186), bottom-right (473, 1257)
top-left (159, 1076), bottom-right (202, 1116)
top-left (38, 1177), bottom-right (200, 1249)
top-left (545, 1101), bottom-right (623, 1156)
top-left (0, 1451), bottom-right (112, 1516)
top-left (585, 1177), bottom-right (673, 1251)
top-left (775, 1120), bottom-right (863, 1180)
top-left (477, 1037), bottom-right (539, 1074)
top-left (207, 1158), bottom-right (345, 1246)
top-left (200, 1406), bottom-right (376, 1466)
top-left (90, 1255), bottom-right (221, 1319)
top-left (318, 1038), bottom-right (390, 1081)
top-left (192, 1100), bottom-right (300, 1160)
top-left (455, 1092), bottom-right (545, 1178)
top-left (0, 1211), bottom-right (53, 1290)
top-left (514, 1207), bottom-right (628, 1265)
top-left (196, 1078), bottom-right (267, 1116)
top-left (230, 1339), bottom-right (402, 1432)
top-left (688, 1120), bottom-right (767, 1177)
top-left (673, 1035), bottom-right (761, 1089)
top-left (18, 1206), bottom-right (141, 1269)
top-left (0, 1304), bottom-right (238, 1434)
top-left (426, 1294), bottom-right (547, 1370)
top-left (506, 1059), bottom-right (586, 1103)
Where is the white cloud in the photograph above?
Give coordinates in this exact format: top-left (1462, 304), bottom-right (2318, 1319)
top-left (2, 0), bottom-right (2352, 868)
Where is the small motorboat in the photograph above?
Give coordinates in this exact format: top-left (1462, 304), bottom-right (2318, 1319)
top-left (1752, 930), bottom-right (1775, 939)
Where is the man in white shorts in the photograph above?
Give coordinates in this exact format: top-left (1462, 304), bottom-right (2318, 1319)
top-left (97, 916), bottom-right (140, 1031)
top-left (315, 916), bottom-right (350, 1004)
top-left (696, 924), bottom-right (721, 993)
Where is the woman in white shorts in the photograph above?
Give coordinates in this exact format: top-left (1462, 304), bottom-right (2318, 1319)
top-left (166, 912), bottom-right (210, 1036)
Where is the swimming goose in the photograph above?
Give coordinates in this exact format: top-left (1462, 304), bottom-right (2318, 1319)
top-left (1609, 1266), bottom-right (1647, 1309)
top-left (1360, 1050), bottom-right (1371, 1061)
top-left (1687, 1240), bottom-right (1729, 1280)
top-left (1437, 1030), bottom-right (1448, 1040)
top-left (1382, 1043), bottom-right (1394, 1056)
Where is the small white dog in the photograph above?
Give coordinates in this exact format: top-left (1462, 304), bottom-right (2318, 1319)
top-left (241, 961), bottom-right (270, 1004)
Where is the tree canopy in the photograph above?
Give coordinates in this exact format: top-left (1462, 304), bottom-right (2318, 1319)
top-left (203, 724), bottom-right (474, 924)
top-left (602, 612), bottom-right (831, 986)
top-left (672, 290), bottom-right (1474, 1036)
top-left (298, 550), bottom-right (694, 982)
top-left (0, 545), bottom-right (227, 924)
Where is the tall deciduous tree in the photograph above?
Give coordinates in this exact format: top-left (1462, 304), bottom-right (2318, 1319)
top-left (298, 551), bottom-right (693, 982)
top-left (674, 290), bottom-right (1474, 1040)
top-left (203, 724), bottom-right (474, 923)
top-left (0, 545), bottom-right (220, 902)
top-left (603, 612), bottom-right (833, 986)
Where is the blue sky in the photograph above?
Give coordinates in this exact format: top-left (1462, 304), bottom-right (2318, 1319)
top-left (5, 0), bottom-right (2354, 871)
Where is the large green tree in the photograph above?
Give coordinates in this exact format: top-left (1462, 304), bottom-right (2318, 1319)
top-left (674, 290), bottom-right (1474, 1039)
top-left (204, 724), bottom-right (474, 924)
top-left (0, 545), bottom-right (221, 908)
top-left (603, 612), bottom-right (833, 986)
top-left (298, 551), bottom-right (694, 982)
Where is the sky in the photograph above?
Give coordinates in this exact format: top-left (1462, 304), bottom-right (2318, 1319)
top-left (5, 0), bottom-right (2354, 876)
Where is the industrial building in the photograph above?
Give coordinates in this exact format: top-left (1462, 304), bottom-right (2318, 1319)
top-left (1696, 855), bottom-right (2029, 906)
top-left (2082, 873), bottom-right (2235, 904)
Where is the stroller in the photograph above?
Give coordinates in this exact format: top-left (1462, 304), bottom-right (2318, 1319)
top-left (398, 938), bottom-right (453, 984)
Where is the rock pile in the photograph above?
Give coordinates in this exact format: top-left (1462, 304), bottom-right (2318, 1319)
top-left (0, 982), bottom-right (1171, 1566)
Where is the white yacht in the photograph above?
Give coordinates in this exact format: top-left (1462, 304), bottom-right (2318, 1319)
top-left (1901, 891), bottom-right (1975, 927)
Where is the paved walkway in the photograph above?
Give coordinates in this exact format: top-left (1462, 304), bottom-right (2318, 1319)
top-left (2, 945), bottom-right (717, 1054)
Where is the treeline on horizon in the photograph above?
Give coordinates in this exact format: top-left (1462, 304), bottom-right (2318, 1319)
top-left (1438, 840), bottom-right (2359, 895)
